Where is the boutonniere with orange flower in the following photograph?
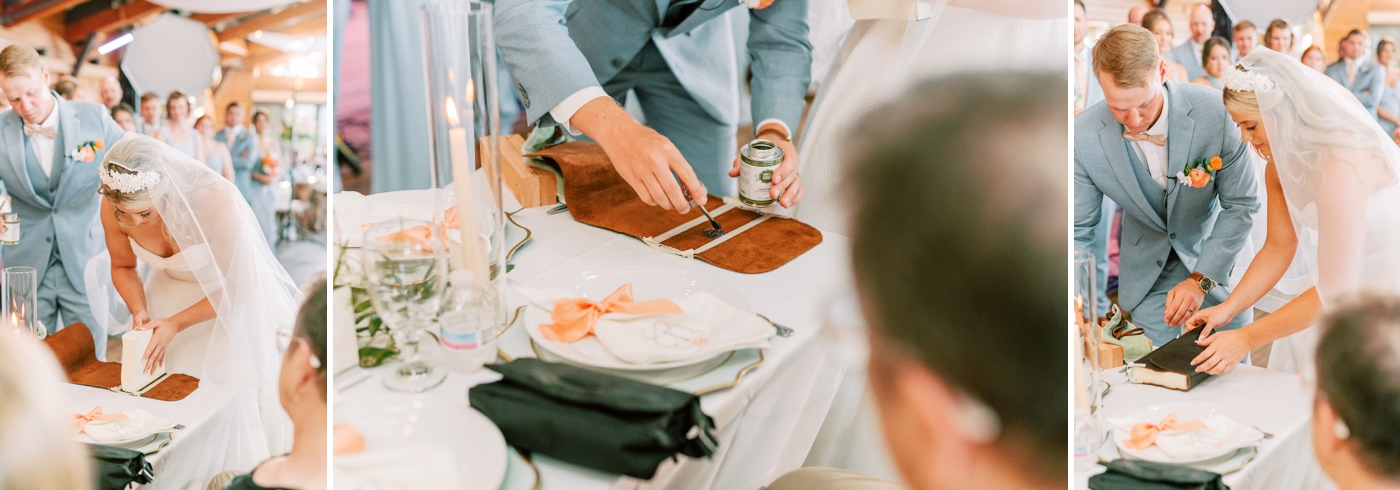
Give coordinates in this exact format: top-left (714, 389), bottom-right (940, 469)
top-left (1177, 155), bottom-right (1222, 188)
top-left (70, 140), bottom-right (104, 163)
top-left (741, 0), bottom-right (776, 9)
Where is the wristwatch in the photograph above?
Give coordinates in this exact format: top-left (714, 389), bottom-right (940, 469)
top-left (1188, 272), bottom-right (1215, 294)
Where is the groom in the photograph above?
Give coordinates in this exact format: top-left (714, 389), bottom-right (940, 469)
top-left (1075, 25), bottom-right (1260, 346)
top-left (494, 0), bottom-right (810, 211)
top-left (0, 44), bottom-right (125, 338)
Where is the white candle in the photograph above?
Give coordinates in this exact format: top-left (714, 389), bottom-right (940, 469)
top-left (445, 95), bottom-right (487, 292)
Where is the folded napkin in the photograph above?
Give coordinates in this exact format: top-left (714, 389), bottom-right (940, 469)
top-left (1110, 413), bottom-right (1263, 461)
top-left (72, 407), bottom-right (128, 435)
top-left (80, 409), bottom-right (176, 444)
top-left (333, 442), bottom-right (460, 490)
top-left (518, 285), bottom-right (773, 364)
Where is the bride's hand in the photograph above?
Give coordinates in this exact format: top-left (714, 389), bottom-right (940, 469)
top-left (1183, 305), bottom-right (1235, 340)
top-left (140, 318), bottom-right (179, 375)
top-left (1191, 328), bottom-right (1252, 375)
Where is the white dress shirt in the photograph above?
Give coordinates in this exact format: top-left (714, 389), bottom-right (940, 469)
top-left (222, 125), bottom-right (245, 143)
top-left (1129, 91), bottom-right (1171, 190)
top-left (28, 99), bottom-right (59, 177)
top-left (1189, 39), bottom-right (1204, 68)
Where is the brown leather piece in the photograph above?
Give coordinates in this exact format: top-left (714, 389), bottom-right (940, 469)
top-left (527, 142), bottom-right (822, 274)
top-left (42, 324), bottom-right (200, 402)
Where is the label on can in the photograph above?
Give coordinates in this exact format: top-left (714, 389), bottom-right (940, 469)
top-left (739, 139), bottom-right (782, 206)
top-left (1, 214), bottom-right (18, 246)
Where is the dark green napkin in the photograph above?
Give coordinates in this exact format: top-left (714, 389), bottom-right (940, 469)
top-left (89, 444), bottom-right (154, 490)
top-left (1089, 460), bottom-right (1228, 490)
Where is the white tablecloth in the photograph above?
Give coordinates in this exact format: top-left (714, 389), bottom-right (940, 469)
top-left (63, 382), bottom-right (258, 490)
top-left (1075, 365), bottom-right (1335, 490)
top-left (335, 190), bottom-right (855, 490)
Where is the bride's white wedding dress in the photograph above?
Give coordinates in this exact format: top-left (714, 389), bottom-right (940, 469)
top-left (794, 0), bottom-right (1067, 235)
top-left (95, 134), bottom-right (303, 465)
top-left (1233, 50), bottom-right (1400, 373)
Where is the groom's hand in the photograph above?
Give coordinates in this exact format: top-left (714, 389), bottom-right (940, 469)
top-left (729, 124), bottom-right (804, 208)
top-left (1164, 278), bottom-right (1205, 327)
top-left (573, 97), bottom-right (706, 214)
top-left (132, 311), bottom-right (151, 329)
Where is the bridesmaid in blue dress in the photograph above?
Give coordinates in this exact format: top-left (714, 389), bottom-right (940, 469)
top-left (195, 115), bottom-right (235, 181)
top-left (1375, 37), bottom-right (1400, 139)
top-left (1192, 37), bottom-right (1231, 90)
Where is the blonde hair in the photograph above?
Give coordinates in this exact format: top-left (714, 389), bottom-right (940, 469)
top-left (0, 44), bottom-right (42, 78)
top-left (1092, 24), bottom-right (1162, 88)
top-left (0, 330), bottom-right (94, 490)
top-left (1222, 67), bottom-right (1262, 116)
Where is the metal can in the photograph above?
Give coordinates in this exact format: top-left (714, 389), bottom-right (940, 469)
top-left (1, 213), bottom-right (18, 246)
top-left (739, 139), bottom-right (783, 207)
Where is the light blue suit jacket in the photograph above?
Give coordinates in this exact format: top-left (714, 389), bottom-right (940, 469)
top-left (0, 93), bottom-right (125, 293)
top-left (215, 127), bottom-right (262, 202)
top-left (1169, 41), bottom-right (1205, 82)
top-left (494, 0), bottom-right (811, 131)
top-left (1074, 81), bottom-right (1260, 311)
top-left (1326, 58), bottom-right (1386, 117)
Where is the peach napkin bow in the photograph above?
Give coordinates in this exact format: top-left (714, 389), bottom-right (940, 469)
top-left (541, 283), bottom-right (684, 342)
top-left (1126, 412), bottom-right (1208, 450)
top-left (71, 407), bottom-right (128, 435)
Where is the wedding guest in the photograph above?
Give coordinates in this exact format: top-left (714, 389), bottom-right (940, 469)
top-left (156, 90), bottom-right (200, 159)
top-left (1311, 294), bottom-right (1400, 490)
top-left (1303, 45), bottom-right (1328, 72)
top-left (51, 79), bottom-right (76, 100)
top-left (1192, 36), bottom-right (1231, 90)
top-left (210, 278), bottom-right (328, 490)
top-left (772, 71), bottom-right (1064, 490)
top-left (0, 330), bottom-right (94, 490)
top-left (137, 92), bottom-right (161, 136)
top-left (251, 110), bottom-right (281, 245)
top-left (99, 75), bottom-right (122, 110)
top-left (195, 115), bottom-right (235, 181)
top-left (1265, 19), bottom-right (1294, 55)
top-left (112, 103), bottom-right (136, 133)
top-left (1375, 37), bottom-right (1400, 138)
top-left (1074, 0), bottom-right (1103, 113)
top-left (1234, 21), bottom-right (1258, 59)
top-left (216, 103), bottom-right (274, 248)
top-left (1325, 29), bottom-right (1386, 118)
top-left (1168, 4), bottom-right (1213, 81)
top-left (1127, 6), bottom-right (1149, 26)
top-left (1143, 10), bottom-right (1189, 82)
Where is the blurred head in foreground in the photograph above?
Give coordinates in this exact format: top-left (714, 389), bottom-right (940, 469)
top-left (1312, 294), bottom-right (1400, 490)
top-left (849, 72), bottom-right (1067, 490)
top-left (0, 329), bottom-right (93, 490)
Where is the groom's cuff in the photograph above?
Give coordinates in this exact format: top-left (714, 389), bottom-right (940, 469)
top-left (549, 86), bottom-right (610, 136)
top-left (755, 119), bottom-right (793, 141)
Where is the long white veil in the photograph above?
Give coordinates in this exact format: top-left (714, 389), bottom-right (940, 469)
top-left (100, 134), bottom-right (299, 458)
top-left (1236, 49), bottom-right (1400, 308)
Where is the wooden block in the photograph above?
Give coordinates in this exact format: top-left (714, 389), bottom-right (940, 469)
top-left (479, 134), bottom-right (557, 208)
top-left (1093, 323), bottom-right (1124, 369)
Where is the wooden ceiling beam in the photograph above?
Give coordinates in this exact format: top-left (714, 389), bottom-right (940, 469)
top-left (1, 0), bottom-right (86, 27)
top-left (62, 0), bottom-right (164, 43)
top-left (191, 10), bottom-right (255, 27)
top-left (216, 1), bottom-right (322, 43)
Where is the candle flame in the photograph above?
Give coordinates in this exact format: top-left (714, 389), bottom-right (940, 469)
top-left (445, 97), bottom-right (460, 127)
top-left (466, 78), bottom-right (475, 104)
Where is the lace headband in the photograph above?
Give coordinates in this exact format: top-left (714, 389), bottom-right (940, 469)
top-left (1221, 66), bottom-right (1275, 93)
top-left (99, 162), bottom-right (161, 194)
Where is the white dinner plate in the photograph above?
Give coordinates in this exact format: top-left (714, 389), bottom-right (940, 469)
top-left (1112, 401), bottom-right (1260, 464)
top-left (68, 398), bottom-right (171, 447)
top-left (523, 266), bottom-right (752, 372)
top-left (335, 397), bottom-right (507, 490)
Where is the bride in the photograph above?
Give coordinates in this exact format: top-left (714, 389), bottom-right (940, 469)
top-left (1186, 49), bottom-right (1400, 374)
top-left (97, 134), bottom-right (302, 457)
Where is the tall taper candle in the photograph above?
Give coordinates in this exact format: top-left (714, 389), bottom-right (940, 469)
top-left (445, 95), bottom-right (487, 292)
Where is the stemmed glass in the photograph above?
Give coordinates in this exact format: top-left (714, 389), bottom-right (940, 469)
top-left (1073, 251), bottom-right (1104, 454)
top-left (362, 219), bottom-right (449, 392)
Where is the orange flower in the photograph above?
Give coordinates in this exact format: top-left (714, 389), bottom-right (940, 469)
top-left (79, 147), bottom-right (96, 162)
top-left (756, 0), bottom-right (776, 7)
top-left (1208, 156), bottom-right (1222, 171)
top-left (1188, 168), bottom-right (1210, 188)
top-left (92, 140), bottom-right (104, 150)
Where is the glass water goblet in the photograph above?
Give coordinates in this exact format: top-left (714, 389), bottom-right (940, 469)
top-left (362, 219), bottom-right (449, 392)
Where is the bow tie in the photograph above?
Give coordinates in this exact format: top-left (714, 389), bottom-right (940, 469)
top-left (1123, 131), bottom-right (1166, 146)
top-left (23, 123), bottom-right (54, 139)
